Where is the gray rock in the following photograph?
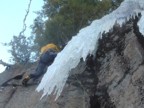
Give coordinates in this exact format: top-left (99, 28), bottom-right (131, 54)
top-left (0, 19), bottom-right (144, 108)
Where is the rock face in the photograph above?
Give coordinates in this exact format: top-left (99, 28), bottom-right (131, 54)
top-left (0, 19), bottom-right (144, 108)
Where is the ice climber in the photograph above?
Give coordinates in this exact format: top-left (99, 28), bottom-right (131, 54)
top-left (22, 43), bottom-right (60, 86)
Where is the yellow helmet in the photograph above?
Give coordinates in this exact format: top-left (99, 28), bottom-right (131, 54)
top-left (40, 43), bottom-right (60, 54)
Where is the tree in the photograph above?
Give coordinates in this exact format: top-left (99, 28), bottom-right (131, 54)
top-left (32, 0), bottom-right (123, 48)
top-left (8, 35), bottom-right (34, 64)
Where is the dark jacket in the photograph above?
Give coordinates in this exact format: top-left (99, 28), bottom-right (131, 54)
top-left (29, 49), bottom-right (58, 79)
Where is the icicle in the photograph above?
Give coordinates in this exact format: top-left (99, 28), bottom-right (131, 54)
top-left (37, 0), bottom-right (144, 100)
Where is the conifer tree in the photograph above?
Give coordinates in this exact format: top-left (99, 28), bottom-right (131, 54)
top-left (8, 35), bottom-right (33, 64)
top-left (32, 0), bottom-right (123, 47)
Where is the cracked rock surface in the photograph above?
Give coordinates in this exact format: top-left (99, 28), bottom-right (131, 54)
top-left (0, 19), bottom-right (144, 108)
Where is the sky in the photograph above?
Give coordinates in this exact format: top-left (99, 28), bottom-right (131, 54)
top-left (0, 0), bottom-right (44, 72)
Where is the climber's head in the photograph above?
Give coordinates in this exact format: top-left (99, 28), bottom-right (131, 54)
top-left (40, 43), bottom-right (60, 54)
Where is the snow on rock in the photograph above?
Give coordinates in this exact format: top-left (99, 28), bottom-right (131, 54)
top-left (37, 0), bottom-right (144, 100)
top-left (138, 11), bottom-right (144, 36)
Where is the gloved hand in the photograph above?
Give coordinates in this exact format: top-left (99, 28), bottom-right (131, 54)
top-left (22, 75), bottom-right (30, 86)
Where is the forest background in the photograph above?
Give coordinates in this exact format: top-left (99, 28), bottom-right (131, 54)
top-left (5, 0), bottom-right (123, 65)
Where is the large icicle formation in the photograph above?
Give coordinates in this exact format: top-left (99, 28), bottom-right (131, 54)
top-left (37, 0), bottom-right (144, 100)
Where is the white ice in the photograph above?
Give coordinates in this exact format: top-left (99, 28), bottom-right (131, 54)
top-left (37, 0), bottom-right (144, 100)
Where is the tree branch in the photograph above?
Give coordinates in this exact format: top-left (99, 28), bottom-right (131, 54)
top-left (19, 0), bottom-right (32, 36)
top-left (0, 60), bottom-right (12, 67)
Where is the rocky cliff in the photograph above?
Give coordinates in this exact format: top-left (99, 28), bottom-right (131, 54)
top-left (0, 18), bottom-right (144, 108)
